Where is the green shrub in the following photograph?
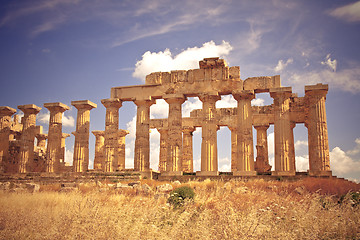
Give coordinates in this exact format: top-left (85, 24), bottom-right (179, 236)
top-left (167, 186), bottom-right (195, 208)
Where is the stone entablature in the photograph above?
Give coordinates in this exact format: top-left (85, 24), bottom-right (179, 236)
top-left (0, 57), bottom-right (332, 178)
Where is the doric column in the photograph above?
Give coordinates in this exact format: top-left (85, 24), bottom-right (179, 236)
top-left (101, 98), bottom-right (122, 172)
top-left (44, 102), bottom-right (69, 173)
top-left (18, 104), bottom-right (41, 173)
top-left (92, 130), bottom-right (105, 170)
top-left (197, 92), bottom-right (220, 176)
top-left (182, 126), bottom-right (195, 173)
top-left (0, 106), bottom-right (17, 173)
top-left (115, 129), bottom-right (129, 171)
top-left (233, 90), bottom-right (256, 176)
top-left (305, 84), bottom-right (331, 176)
top-left (228, 125), bottom-right (237, 172)
top-left (157, 127), bottom-right (168, 172)
top-left (133, 98), bottom-right (154, 171)
top-left (254, 124), bottom-right (271, 173)
top-left (59, 133), bottom-right (70, 171)
top-left (163, 94), bottom-right (186, 176)
top-left (270, 87), bottom-right (296, 176)
top-left (71, 100), bottom-right (97, 173)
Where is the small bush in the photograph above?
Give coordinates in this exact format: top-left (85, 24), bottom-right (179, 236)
top-left (167, 186), bottom-right (195, 208)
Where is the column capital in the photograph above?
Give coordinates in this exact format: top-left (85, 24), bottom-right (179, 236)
top-left (133, 98), bottom-right (155, 107)
top-left (182, 126), bottom-right (195, 133)
top-left (164, 94), bottom-right (186, 104)
top-left (18, 104), bottom-right (42, 114)
top-left (117, 129), bottom-right (129, 137)
top-left (0, 106), bottom-right (17, 117)
top-left (253, 124), bottom-right (270, 130)
top-left (157, 127), bottom-right (168, 134)
top-left (92, 130), bottom-right (105, 137)
top-left (198, 92), bottom-right (221, 102)
top-left (62, 133), bottom-right (71, 139)
top-left (269, 87), bottom-right (292, 98)
top-left (101, 98), bottom-right (122, 109)
top-left (232, 90), bottom-right (255, 101)
top-left (71, 100), bottom-right (97, 110)
top-left (43, 102), bottom-right (69, 113)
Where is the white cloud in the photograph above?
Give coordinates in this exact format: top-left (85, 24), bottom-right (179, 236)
top-left (251, 98), bottom-right (265, 106)
top-left (286, 66), bottom-right (360, 94)
top-left (182, 98), bottom-right (202, 117)
top-left (37, 112), bottom-right (50, 124)
top-left (274, 58), bottom-right (293, 72)
top-left (62, 114), bottom-right (75, 127)
top-left (330, 146), bottom-right (360, 175)
top-left (267, 132), bottom-right (274, 156)
top-left (321, 54), bottom-right (337, 72)
top-left (132, 41), bottom-right (233, 81)
top-left (219, 157), bottom-right (231, 172)
top-left (36, 111), bottom-right (74, 127)
top-left (329, 1), bottom-right (360, 22)
top-left (65, 149), bottom-right (73, 165)
top-left (216, 95), bottom-right (237, 108)
top-left (150, 99), bottom-right (168, 119)
top-left (347, 138), bottom-right (360, 155)
top-left (295, 155), bottom-right (309, 172)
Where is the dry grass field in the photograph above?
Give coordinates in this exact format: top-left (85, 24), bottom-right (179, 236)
top-left (0, 177), bottom-right (359, 239)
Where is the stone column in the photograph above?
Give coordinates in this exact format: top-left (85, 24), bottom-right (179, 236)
top-left (254, 124), bottom-right (271, 173)
top-left (163, 94), bottom-right (186, 176)
top-left (72, 100), bottom-right (97, 173)
top-left (157, 127), bottom-right (168, 172)
top-left (36, 133), bottom-right (47, 149)
top-left (133, 98), bottom-right (154, 172)
top-left (60, 133), bottom-right (70, 170)
top-left (0, 107), bottom-right (17, 173)
top-left (305, 84), bottom-right (331, 176)
top-left (270, 87), bottom-right (296, 176)
top-left (18, 104), bottom-right (41, 173)
top-left (197, 92), bottom-right (220, 176)
top-left (92, 130), bottom-right (105, 170)
top-left (44, 102), bottom-right (69, 173)
top-left (115, 129), bottom-right (129, 171)
top-left (228, 125), bottom-right (237, 172)
top-left (101, 98), bottom-right (122, 172)
top-left (182, 126), bottom-right (195, 173)
top-left (233, 90), bottom-right (256, 176)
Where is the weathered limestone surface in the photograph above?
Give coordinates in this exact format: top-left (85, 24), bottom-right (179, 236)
top-left (92, 130), bottom-right (105, 170)
top-left (254, 124), bottom-right (271, 173)
top-left (101, 98), bottom-right (122, 172)
top-left (0, 107), bottom-right (17, 172)
top-left (157, 128), bottom-right (168, 172)
top-left (115, 129), bottom-right (129, 171)
top-left (72, 100), bottom-right (97, 173)
top-left (18, 104), bottom-right (41, 173)
top-left (305, 84), bottom-right (331, 176)
top-left (44, 102), bottom-right (69, 173)
top-left (182, 126), bottom-right (195, 173)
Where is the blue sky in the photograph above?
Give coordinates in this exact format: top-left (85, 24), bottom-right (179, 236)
top-left (1, 0), bottom-right (360, 181)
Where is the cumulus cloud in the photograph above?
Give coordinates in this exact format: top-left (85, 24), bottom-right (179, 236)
top-left (251, 98), bottom-right (265, 106)
top-left (295, 155), bottom-right (309, 172)
top-left (36, 111), bottom-right (74, 127)
top-left (321, 54), bottom-right (337, 72)
top-left (132, 41), bottom-right (233, 80)
top-left (330, 146), bottom-right (360, 175)
top-left (347, 138), bottom-right (360, 155)
top-left (328, 1), bottom-right (360, 22)
top-left (65, 149), bottom-right (73, 165)
top-left (63, 114), bottom-right (75, 127)
top-left (219, 157), bottom-right (231, 172)
top-left (37, 112), bottom-right (50, 124)
top-left (274, 58), bottom-right (293, 72)
top-left (216, 95), bottom-right (237, 108)
top-left (150, 99), bottom-right (169, 119)
top-left (183, 98), bottom-right (202, 117)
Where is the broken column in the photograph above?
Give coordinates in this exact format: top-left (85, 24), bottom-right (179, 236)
top-left (134, 98), bottom-right (154, 172)
top-left (270, 87), bottom-right (296, 176)
top-left (157, 127), bottom-right (168, 172)
top-left (44, 102), bottom-right (69, 173)
top-left (164, 94), bottom-right (186, 176)
top-left (92, 130), bottom-right (105, 170)
top-left (305, 84), bottom-right (332, 176)
top-left (254, 124), bottom-right (271, 173)
top-left (115, 129), bottom-right (129, 171)
top-left (18, 104), bottom-right (41, 173)
top-left (72, 100), bottom-right (97, 173)
top-left (101, 98), bottom-right (122, 172)
top-left (182, 126), bottom-right (195, 173)
top-left (233, 90), bottom-right (256, 176)
top-left (0, 106), bottom-right (17, 173)
top-left (197, 92), bottom-right (220, 176)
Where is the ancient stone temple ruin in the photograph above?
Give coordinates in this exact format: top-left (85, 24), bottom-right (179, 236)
top-left (0, 58), bottom-right (331, 178)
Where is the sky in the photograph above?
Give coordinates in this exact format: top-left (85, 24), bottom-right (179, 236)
top-left (0, 0), bottom-right (360, 181)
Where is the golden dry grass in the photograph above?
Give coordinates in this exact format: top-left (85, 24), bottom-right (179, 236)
top-left (0, 178), bottom-right (359, 239)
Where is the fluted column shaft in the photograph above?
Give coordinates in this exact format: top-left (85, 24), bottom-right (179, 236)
top-left (18, 104), bottom-right (41, 173)
top-left (116, 129), bottom-right (129, 170)
top-left (233, 90), bottom-right (256, 176)
top-left (254, 125), bottom-right (271, 173)
top-left (72, 100), bottom-right (97, 173)
top-left (164, 95), bottom-right (186, 175)
top-left (44, 102), bottom-right (69, 173)
top-left (198, 93), bottom-right (220, 175)
top-left (101, 98), bottom-right (122, 172)
top-left (134, 99), bottom-right (154, 171)
top-left (182, 126), bottom-right (195, 172)
top-left (0, 107), bottom-right (17, 173)
top-left (270, 88), bottom-right (295, 176)
top-left (92, 131), bottom-right (105, 170)
top-left (228, 125), bottom-right (237, 172)
top-left (305, 84), bottom-right (331, 176)
top-left (157, 128), bottom-right (168, 172)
